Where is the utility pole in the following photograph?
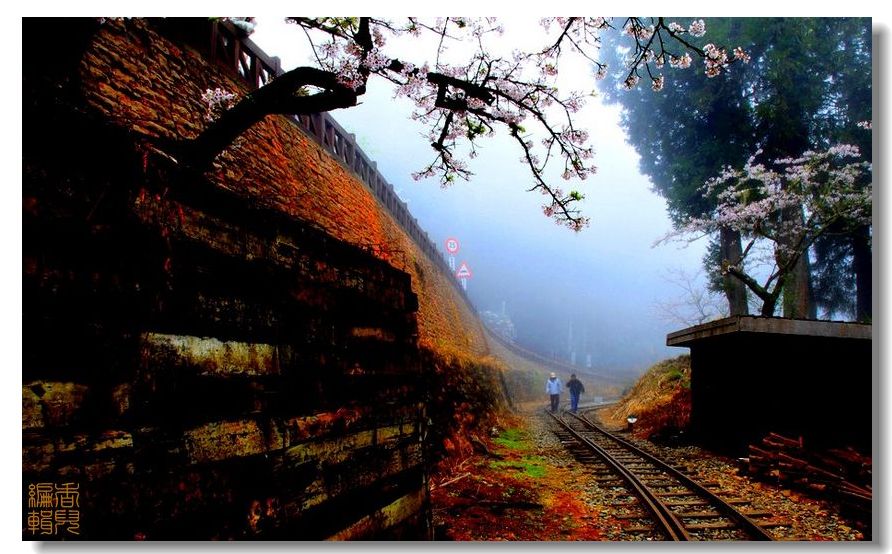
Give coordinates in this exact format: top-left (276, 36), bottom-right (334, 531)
top-left (568, 320), bottom-right (575, 366)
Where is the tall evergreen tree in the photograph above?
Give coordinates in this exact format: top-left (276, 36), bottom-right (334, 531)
top-left (601, 18), bottom-right (758, 315)
top-left (600, 17), bottom-right (871, 321)
top-left (812, 18), bottom-right (873, 321)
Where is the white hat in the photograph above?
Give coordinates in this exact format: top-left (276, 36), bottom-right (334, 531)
top-left (549, 372), bottom-right (556, 378)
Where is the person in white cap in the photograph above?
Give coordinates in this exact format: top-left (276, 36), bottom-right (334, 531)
top-left (545, 372), bottom-right (562, 413)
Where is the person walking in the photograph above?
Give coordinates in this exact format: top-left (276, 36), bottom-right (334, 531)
top-left (566, 374), bottom-right (585, 413)
top-left (545, 372), bottom-right (562, 413)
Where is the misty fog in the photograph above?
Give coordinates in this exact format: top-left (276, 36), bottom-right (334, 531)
top-left (252, 18), bottom-right (714, 378)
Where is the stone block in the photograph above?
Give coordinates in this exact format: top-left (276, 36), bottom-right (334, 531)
top-left (23, 439), bottom-right (54, 474)
top-left (141, 332), bottom-right (280, 377)
top-left (22, 385), bottom-right (44, 430)
top-left (350, 327), bottom-right (396, 342)
top-left (55, 430), bottom-right (133, 456)
top-left (110, 383), bottom-right (132, 417)
top-left (92, 430), bottom-right (134, 452)
top-left (184, 419), bottom-right (267, 464)
top-left (25, 381), bottom-right (90, 428)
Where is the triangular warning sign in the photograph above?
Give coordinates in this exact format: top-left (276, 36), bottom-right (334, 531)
top-left (455, 262), bottom-right (472, 279)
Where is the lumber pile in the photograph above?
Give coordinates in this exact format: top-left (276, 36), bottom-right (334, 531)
top-left (741, 432), bottom-right (871, 517)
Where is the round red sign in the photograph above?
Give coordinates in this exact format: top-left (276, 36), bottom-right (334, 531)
top-left (445, 237), bottom-right (460, 254)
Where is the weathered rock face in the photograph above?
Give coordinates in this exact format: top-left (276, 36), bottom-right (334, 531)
top-left (23, 114), bottom-right (427, 538)
top-left (76, 17), bottom-right (488, 356)
top-left (22, 17), bottom-right (503, 540)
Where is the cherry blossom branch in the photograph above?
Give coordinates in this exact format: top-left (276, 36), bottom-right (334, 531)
top-left (725, 264), bottom-right (784, 317)
top-left (537, 17), bottom-right (609, 67)
top-left (510, 125), bottom-right (588, 231)
top-left (617, 18), bottom-right (749, 90)
top-left (182, 17), bottom-right (755, 230)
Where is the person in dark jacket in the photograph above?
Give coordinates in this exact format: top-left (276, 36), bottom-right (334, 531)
top-left (566, 374), bottom-right (585, 413)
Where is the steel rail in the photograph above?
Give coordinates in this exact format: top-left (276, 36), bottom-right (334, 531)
top-left (547, 409), bottom-right (776, 541)
top-left (546, 410), bottom-right (690, 540)
top-left (567, 411), bottom-right (775, 541)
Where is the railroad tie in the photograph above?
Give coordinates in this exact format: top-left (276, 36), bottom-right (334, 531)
top-left (662, 499), bottom-right (710, 506)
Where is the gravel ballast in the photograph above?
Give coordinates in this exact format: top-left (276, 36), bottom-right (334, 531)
top-left (525, 406), bottom-right (867, 541)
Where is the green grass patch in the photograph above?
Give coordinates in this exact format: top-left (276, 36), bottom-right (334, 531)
top-left (489, 455), bottom-right (548, 479)
top-left (664, 368), bottom-right (684, 382)
top-left (489, 428), bottom-right (547, 478)
top-left (492, 427), bottom-right (532, 452)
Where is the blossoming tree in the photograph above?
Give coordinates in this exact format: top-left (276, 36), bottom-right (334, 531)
top-left (599, 17), bottom-right (872, 320)
top-left (182, 17), bottom-right (747, 231)
top-left (661, 145), bottom-right (872, 317)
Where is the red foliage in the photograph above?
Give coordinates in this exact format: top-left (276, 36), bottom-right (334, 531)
top-left (430, 415), bottom-right (604, 541)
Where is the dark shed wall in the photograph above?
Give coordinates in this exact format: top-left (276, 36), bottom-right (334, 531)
top-left (669, 317), bottom-right (871, 453)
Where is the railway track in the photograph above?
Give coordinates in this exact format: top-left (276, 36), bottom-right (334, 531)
top-left (546, 410), bottom-right (777, 541)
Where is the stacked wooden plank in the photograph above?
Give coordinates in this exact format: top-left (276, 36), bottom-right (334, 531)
top-left (742, 433), bottom-right (871, 518)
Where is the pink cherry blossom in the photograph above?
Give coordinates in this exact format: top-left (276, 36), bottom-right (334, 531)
top-left (688, 19), bottom-right (706, 37)
top-left (669, 53), bottom-right (692, 69)
top-left (201, 87), bottom-right (238, 121)
top-left (733, 46), bottom-right (751, 63)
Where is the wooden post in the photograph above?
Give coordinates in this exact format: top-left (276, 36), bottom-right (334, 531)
top-left (251, 56), bottom-right (261, 89)
top-left (209, 21), bottom-right (219, 62)
top-left (232, 38), bottom-right (241, 76)
top-left (325, 120), bottom-right (335, 150)
top-left (312, 113), bottom-right (325, 142)
top-left (347, 133), bottom-right (356, 168)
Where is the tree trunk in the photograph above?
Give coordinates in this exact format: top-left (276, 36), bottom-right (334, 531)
top-left (782, 249), bottom-right (813, 319)
top-left (180, 96), bottom-right (269, 171)
top-left (720, 227), bottom-right (749, 315)
top-left (852, 224), bottom-right (872, 322)
top-left (779, 204), bottom-right (814, 320)
top-left (178, 66), bottom-right (359, 172)
top-left (760, 294), bottom-right (780, 317)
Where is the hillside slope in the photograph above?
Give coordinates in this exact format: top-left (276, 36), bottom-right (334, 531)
top-left (600, 355), bottom-right (691, 439)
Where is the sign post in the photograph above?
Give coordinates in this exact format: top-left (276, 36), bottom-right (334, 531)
top-left (455, 262), bottom-right (472, 292)
top-left (444, 237), bottom-right (460, 271)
